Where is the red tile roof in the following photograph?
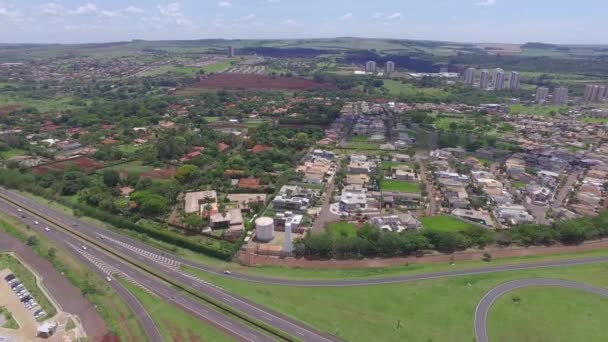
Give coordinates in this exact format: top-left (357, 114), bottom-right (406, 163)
top-left (217, 142), bottom-right (230, 152)
top-left (237, 178), bottom-right (261, 189)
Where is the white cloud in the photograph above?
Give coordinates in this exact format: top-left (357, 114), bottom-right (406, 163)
top-left (475, 0), bottom-right (496, 7)
top-left (339, 12), bottom-right (354, 21)
top-left (39, 3), bottom-right (67, 16)
top-left (372, 12), bottom-right (383, 19)
top-left (386, 12), bottom-right (402, 20)
top-left (70, 3), bottom-right (98, 15)
top-left (157, 2), bottom-right (194, 27)
top-left (217, 1), bottom-right (232, 8)
top-left (284, 18), bottom-right (297, 26)
top-left (243, 13), bottom-right (256, 20)
top-left (124, 6), bottom-right (144, 14)
top-left (267, 0), bottom-right (280, 3)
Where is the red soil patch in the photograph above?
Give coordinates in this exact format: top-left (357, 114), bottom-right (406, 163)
top-left (0, 104), bottom-right (22, 115)
top-left (141, 168), bottom-right (176, 179)
top-left (192, 73), bottom-right (330, 91)
top-left (32, 156), bottom-right (104, 174)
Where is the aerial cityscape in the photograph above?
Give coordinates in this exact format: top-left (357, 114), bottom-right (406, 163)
top-left (0, 1), bottom-right (607, 342)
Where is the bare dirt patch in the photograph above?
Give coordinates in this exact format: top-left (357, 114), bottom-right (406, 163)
top-left (0, 105), bottom-right (23, 116)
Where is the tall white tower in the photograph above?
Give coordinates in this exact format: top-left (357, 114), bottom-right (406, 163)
top-left (283, 221), bottom-right (293, 255)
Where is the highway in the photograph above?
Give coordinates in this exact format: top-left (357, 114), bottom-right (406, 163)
top-left (473, 278), bottom-right (608, 342)
top-left (0, 187), bottom-right (335, 342)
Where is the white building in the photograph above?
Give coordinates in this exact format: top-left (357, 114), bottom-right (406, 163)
top-left (494, 68), bottom-right (505, 90)
top-left (365, 60), bottom-right (377, 73)
top-left (339, 192), bottom-right (368, 213)
top-left (535, 87), bottom-right (549, 104)
top-left (553, 87), bottom-right (569, 105)
top-left (464, 67), bottom-right (476, 85)
top-left (479, 70), bottom-right (490, 89)
top-left (385, 61), bottom-right (395, 74)
top-left (509, 71), bottom-right (520, 90)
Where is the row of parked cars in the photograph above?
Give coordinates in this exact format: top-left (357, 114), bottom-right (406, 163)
top-left (4, 273), bottom-right (46, 320)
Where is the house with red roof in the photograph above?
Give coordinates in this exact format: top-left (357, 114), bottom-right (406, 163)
top-left (237, 178), bottom-right (261, 189)
top-left (250, 144), bottom-right (273, 153)
top-left (217, 142), bottom-right (230, 153)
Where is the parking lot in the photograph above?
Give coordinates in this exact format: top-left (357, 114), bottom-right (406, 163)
top-left (0, 269), bottom-right (38, 340)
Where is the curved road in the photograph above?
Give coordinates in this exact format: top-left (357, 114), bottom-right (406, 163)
top-left (474, 278), bottom-right (608, 342)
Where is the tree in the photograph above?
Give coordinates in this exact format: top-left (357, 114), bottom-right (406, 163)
top-left (26, 235), bottom-right (39, 247)
top-left (130, 191), bottom-right (169, 216)
top-left (183, 214), bottom-right (203, 232)
top-left (175, 164), bottom-right (199, 184)
top-left (47, 247), bottom-right (57, 260)
top-left (102, 169), bottom-right (121, 187)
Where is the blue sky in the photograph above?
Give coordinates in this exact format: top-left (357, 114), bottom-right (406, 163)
top-left (0, 0), bottom-right (605, 44)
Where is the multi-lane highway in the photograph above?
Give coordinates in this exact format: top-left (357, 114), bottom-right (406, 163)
top-left (0, 187), bottom-right (335, 342)
top-left (473, 278), bottom-right (608, 342)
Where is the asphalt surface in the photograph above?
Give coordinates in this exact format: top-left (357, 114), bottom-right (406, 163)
top-left (0, 188), bottom-right (334, 342)
top-left (474, 278), bottom-right (608, 342)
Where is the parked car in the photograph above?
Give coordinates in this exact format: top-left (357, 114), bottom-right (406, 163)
top-left (4, 274), bottom-right (15, 281)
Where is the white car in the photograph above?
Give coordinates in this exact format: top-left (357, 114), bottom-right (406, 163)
top-left (81, 246), bottom-right (87, 251)
top-left (17, 208), bottom-right (22, 212)
top-left (106, 277), bottom-right (112, 282)
top-left (33, 220), bottom-right (39, 225)
top-left (44, 227), bottom-right (50, 232)
top-left (223, 270), bottom-right (232, 275)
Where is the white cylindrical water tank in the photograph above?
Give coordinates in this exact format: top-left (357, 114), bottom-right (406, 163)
top-left (255, 217), bottom-right (275, 242)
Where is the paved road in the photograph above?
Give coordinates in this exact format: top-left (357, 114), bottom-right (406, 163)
top-left (0, 188), bottom-right (333, 342)
top-left (552, 170), bottom-right (581, 209)
top-left (474, 278), bottom-right (608, 342)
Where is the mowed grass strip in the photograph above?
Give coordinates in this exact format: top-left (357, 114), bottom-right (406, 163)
top-left (197, 262), bottom-right (608, 342)
top-left (118, 279), bottom-right (236, 342)
top-left (488, 286), bottom-right (608, 342)
top-left (327, 222), bottom-right (357, 238)
top-left (381, 180), bottom-right (420, 193)
top-left (420, 215), bottom-right (475, 233)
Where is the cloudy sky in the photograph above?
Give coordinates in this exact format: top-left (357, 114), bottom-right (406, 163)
top-left (0, 0), bottom-right (604, 44)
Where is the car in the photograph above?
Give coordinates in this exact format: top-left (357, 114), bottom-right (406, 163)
top-left (73, 222), bottom-right (78, 226)
top-left (17, 208), bottom-right (22, 212)
top-left (35, 311), bottom-right (46, 318)
top-left (81, 246), bottom-right (87, 251)
top-left (33, 310), bottom-right (42, 316)
top-left (106, 277), bottom-right (112, 282)
top-left (5, 274), bottom-right (15, 281)
top-left (33, 220), bottom-right (39, 225)
top-left (7, 278), bottom-right (18, 285)
top-left (10, 282), bottom-right (21, 289)
top-left (13, 285), bottom-right (24, 291)
top-left (21, 295), bottom-right (32, 302)
top-left (223, 270), bottom-right (232, 275)
top-left (44, 227), bottom-right (50, 232)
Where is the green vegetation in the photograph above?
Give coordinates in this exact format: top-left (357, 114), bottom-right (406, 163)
top-left (185, 261), bottom-right (608, 342)
top-left (510, 104), bottom-right (569, 116)
top-left (488, 286), bottom-right (608, 342)
top-left (0, 215), bottom-right (147, 340)
top-left (383, 80), bottom-right (450, 99)
top-left (65, 317), bottom-right (76, 331)
top-left (421, 215), bottom-right (475, 233)
top-left (381, 180), bottom-right (420, 193)
top-left (118, 279), bottom-right (236, 342)
top-left (380, 161), bottom-right (413, 170)
top-left (327, 222), bottom-right (357, 238)
top-left (0, 93), bottom-right (78, 112)
top-left (512, 181), bottom-right (527, 189)
top-left (0, 306), bottom-right (19, 329)
top-left (202, 58), bottom-right (239, 73)
top-left (0, 148), bottom-right (28, 159)
top-left (581, 117), bottom-right (608, 124)
top-left (0, 254), bottom-right (56, 320)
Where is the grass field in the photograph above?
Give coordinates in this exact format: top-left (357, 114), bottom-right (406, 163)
top-left (383, 80), bottom-right (451, 99)
top-left (119, 279), bottom-right (235, 342)
top-left (420, 215), bottom-right (475, 232)
top-left (510, 104), bottom-right (569, 116)
top-left (581, 117), bottom-right (608, 124)
top-left (186, 261), bottom-right (608, 342)
top-left (0, 306), bottom-right (18, 329)
top-left (488, 286), bottom-right (608, 342)
top-left (381, 180), bottom-right (420, 193)
top-left (327, 222), bottom-right (357, 238)
top-left (345, 142), bottom-right (382, 150)
top-left (202, 116), bottom-right (222, 122)
top-left (0, 149), bottom-right (28, 159)
top-left (0, 94), bottom-right (77, 113)
top-left (116, 144), bottom-right (143, 154)
top-left (380, 161), bottom-right (413, 170)
top-left (348, 136), bottom-right (369, 143)
top-left (0, 254), bottom-right (56, 320)
top-left (0, 214), bottom-right (147, 340)
top-left (202, 58), bottom-right (239, 73)
top-left (100, 160), bottom-right (155, 175)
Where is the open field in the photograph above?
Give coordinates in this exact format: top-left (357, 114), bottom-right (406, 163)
top-left (0, 94), bottom-right (77, 113)
top-left (488, 286), bottom-right (608, 342)
top-left (327, 222), bottom-right (357, 238)
top-left (119, 279), bottom-right (235, 342)
top-left (190, 261), bottom-right (608, 342)
top-left (383, 80), bottom-right (451, 99)
top-left (202, 58), bottom-right (239, 73)
top-left (191, 74), bottom-right (330, 91)
top-left (0, 149), bottom-right (28, 159)
top-left (32, 157), bottom-right (104, 174)
top-left (344, 142), bottom-right (382, 150)
top-left (420, 215), bottom-right (475, 232)
top-left (100, 161), bottom-right (175, 179)
top-left (380, 161), bottom-right (413, 170)
top-left (381, 180), bottom-right (420, 193)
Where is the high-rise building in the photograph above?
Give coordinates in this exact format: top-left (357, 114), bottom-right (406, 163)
top-left (598, 86), bottom-right (607, 102)
top-left (494, 68), bottom-right (505, 90)
top-left (509, 71), bottom-right (520, 90)
top-left (583, 84), bottom-right (606, 102)
top-left (228, 46), bottom-right (235, 57)
top-left (365, 61), bottom-right (377, 73)
top-left (479, 70), bottom-right (490, 89)
top-left (385, 61), bottom-right (395, 75)
top-left (464, 67), bottom-right (476, 85)
top-left (553, 87), bottom-right (569, 105)
top-left (535, 87), bottom-right (549, 104)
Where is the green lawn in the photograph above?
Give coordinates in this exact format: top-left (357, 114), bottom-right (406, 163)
top-left (420, 215), bottom-right (475, 232)
top-left (327, 222), bottom-right (357, 238)
top-left (348, 136), bottom-right (369, 143)
top-left (345, 142), bottom-right (382, 150)
top-left (512, 181), bottom-right (527, 189)
top-left (0, 93), bottom-right (77, 113)
top-left (202, 116), bottom-right (222, 122)
top-left (202, 58), bottom-right (239, 73)
top-left (380, 161), bottom-right (413, 170)
top-left (100, 161), bottom-right (155, 175)
top-left (186, 261), bottom-right (608, 342)
top-left (581, 117), bottom-right (608, 124)
top-left (381, 180), bottom-right (420, 193)
top-left (116, 144), bottom-right (144, 154)
top-left (119, 279), bottom-right (235, 342)
top-left (0, 254), bottom-right (56, 320)
top-left (488, 286), bottom-right (608, 342)
top-left (510, 104), bottom-right (569, 116)
top-left (383, 80), bottom-right (451, 99)
top-left (0, 306), bottom-right (19, 329)
top-left (0, 149), bottom-right (28, 159)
